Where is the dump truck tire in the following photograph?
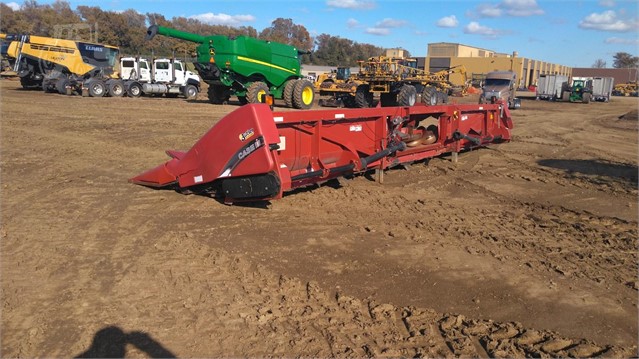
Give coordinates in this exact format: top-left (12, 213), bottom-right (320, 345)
top-left (293, 80), bottom-right (314, 109)
top-left (87, 80), bottom-right (106, 97)
top-left (108, 80), bottom-right (125, 97)
top-left (184, 84), bottom-right (198, 100)
top-left (127, 82), bottom-right (142, 98)
top-left (247, 82), bottom-right (270, 104)
top-left (355, 84), bottom-right (373, 108)
top-left (398, 85), bottom-right (417, 107)
top-left (283, 80), bottom-right (297, 108)
top-left (422, 86), bottom-right (437, 106)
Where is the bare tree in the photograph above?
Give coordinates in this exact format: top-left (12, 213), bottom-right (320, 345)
top-left (591, 59), bottom-right (607, 68)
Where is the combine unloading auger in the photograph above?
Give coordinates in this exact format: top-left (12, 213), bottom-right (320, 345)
top-left (130, 103), bottom-right (513, 203)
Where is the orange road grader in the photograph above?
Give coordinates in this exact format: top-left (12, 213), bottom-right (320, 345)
top-left (131, 101), bottom-right (512, 204)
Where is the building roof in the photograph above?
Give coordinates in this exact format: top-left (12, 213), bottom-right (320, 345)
top-left (572, 68), bottom-right (638, 84)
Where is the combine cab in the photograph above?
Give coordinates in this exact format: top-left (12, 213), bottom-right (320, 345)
top-left (131, 102), bottom-right (513, 204)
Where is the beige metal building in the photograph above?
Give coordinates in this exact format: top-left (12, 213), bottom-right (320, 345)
top-left (425, 42), bottom-right (571, 89)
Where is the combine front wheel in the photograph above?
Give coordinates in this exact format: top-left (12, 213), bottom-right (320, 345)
top-left (55, 78), bottom-right (69, 95)
top-left (283, 80), bottom-right (297, 108)
top-left (247, 81), bottom-right (270, 104)
top-left (208, 85), bottom-right (230, 104)
top-left (293, 79), bottom-right (314, 109)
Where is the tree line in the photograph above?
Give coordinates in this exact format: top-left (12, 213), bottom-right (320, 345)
top-left (0, 0), bottom-right (387, 66)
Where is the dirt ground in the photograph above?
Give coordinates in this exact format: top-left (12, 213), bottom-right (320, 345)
top-left (1, 79), bottom-right (637, 358)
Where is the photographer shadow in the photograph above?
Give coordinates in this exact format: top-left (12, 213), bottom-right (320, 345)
top-left (75, 326), bottom-right (176, 358)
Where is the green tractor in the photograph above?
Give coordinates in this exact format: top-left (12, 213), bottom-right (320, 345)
top-left (562, 79), bottom-right (592, 103)
top-left (146, 25), bottom-right (314, 108)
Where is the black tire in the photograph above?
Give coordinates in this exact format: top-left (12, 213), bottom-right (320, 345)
top-left (208, 85), bottom-right (230, 104)
top-left (293, 79), bottom-right (314, 109)
top-left (380, 93), bottom-right (397, 107)
top-left (421, 86), bottom-right (437, 106)
top-left (246, 81), bottom-right (270, 104)
top-left (183, 84), bottom-right (198, 99)
top-left (437, 91), bottom-right (448, 104)
top-left (343, 95), bottom-right (356, 108)
top-left (398, 85), bottom-right (417, 107)
top-left (108, 80), bottom-right (125, 97)
top-left (87, 79), bottom-right (106, 97)
top-left (283, 79), bottom-right (297, 108)
top-left (127, 81), bottom-right (142, 98)
top-left (355, 84), bottom-right (373, 108)
top-left (55, 77), bottom-right (69, 94)
top-left (582, 93), bottom-right (591, 104)
top-left (562, 91), bottom-right (570, 102)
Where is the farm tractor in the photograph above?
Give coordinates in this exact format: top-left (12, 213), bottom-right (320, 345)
top-left (562, 79), bottom-right (592, 103)
top-left (145, 25), bottom-right (314, 108)
top-left (316, 56), bottom-right (469, 108)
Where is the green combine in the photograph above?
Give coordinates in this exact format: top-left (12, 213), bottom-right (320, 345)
top-left (146, 25), bottom-right (314, 108)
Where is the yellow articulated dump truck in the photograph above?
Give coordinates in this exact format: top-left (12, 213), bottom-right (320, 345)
top-left (0, 33), bottom-right (121, 97)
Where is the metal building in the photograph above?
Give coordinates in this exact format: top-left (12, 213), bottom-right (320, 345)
top-left (424, 42), bottom-right (571, 89)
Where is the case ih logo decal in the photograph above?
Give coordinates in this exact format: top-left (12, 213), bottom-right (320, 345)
top-left (239, 128), bottom-right (255, 141)
top-left (218, 136), bottom-right (265, 178)
top-left (238, 137), bottom-right (262, 160)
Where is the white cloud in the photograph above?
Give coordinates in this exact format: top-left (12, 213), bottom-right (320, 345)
top-left (604, 37), bottom-right (639, 45)
top-left (476, 4), bottom-right (502, 17)
top-left (365, 27), bottom-right (390, 36)
top-left (4, 2), bottom-right (20, 10)
top-left (436, 15), bottom-right (459, 28)
top-left (599, 0), bottom-right (615, 7)
top-left (189, 13), bottom-right (255, 26)
top-left (375, 18), bottom-right (407, 28)
top-left (469, 0), bottom-right (543, 18)
top-left (326, 0), bottom-right (376, 10)
top-left (347, 18), bottom-right (359, 28)
top-left (502, 0), bottom-right (544, 16)
top-left (579, 10), bottom-right (638, 32)
top-left (464, 21), bottom-right (500, 37)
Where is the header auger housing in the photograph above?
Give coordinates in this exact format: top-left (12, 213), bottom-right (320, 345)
top-left (146, 25), bottom-right (314, 108)
top-left (130, 102), bottom-right (513, 204)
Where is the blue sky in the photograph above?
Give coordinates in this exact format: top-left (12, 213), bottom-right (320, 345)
top-left (3, 0), bottom-right (639, 67)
